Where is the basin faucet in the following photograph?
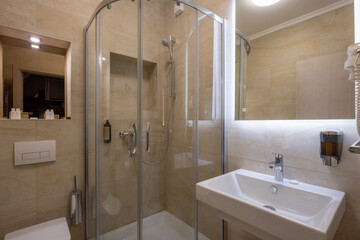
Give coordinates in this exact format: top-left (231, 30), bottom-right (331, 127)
top-left (268, 153), bottom-right (283, 181)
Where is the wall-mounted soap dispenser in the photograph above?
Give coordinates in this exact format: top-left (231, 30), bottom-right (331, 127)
top-left (320, 130), bottom-right (343, 166)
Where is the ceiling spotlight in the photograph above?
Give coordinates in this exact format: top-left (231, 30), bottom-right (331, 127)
top-left (102, 57), bottom-right (106, 61)
top-left (251, 0), bottom-right (280, 7)
top-left (29, 36), bottom-right (41, 43)
top-left (31, 44), bottom-right (40, 49)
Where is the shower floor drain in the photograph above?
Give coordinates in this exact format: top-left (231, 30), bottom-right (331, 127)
top-left (263, 205), bottom-right (276, 211)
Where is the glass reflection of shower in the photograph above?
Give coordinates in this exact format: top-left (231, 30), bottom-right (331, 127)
top-left (235, 30), bottom-right (251, 120)
top-left (84, 1), bottom-right (225, 240)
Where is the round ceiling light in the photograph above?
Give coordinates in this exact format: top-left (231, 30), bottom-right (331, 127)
top-left (251, 0), bottom-right (280, 7)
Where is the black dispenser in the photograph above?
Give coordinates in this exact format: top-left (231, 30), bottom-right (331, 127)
top-left (320, 130), bottom-right (343, 166)
top-left (104, 120), bottom-right (111, 143)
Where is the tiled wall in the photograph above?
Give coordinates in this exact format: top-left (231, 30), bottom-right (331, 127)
top-left (244, 4), bottom-right (354, 120)
top-left (0, 0), bottom-right (101, 239)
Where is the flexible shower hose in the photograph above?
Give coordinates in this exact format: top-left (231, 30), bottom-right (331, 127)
top-left (142, 92), bottom-right (175, 166)
top-left (142, 37), bottom-right (175, 166)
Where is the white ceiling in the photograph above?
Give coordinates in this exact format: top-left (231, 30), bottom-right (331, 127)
top-left (236, 0), bottom-right (353, 38)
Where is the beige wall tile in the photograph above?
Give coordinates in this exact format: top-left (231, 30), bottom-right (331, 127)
top-left (0, 199), bottom-right (37, 238)
top-left (0, 0), bottom-right (37, 31)
top-left (228, 122), bottom-right (266, 161)
top-left (228, 156), bottom-right (265, 173)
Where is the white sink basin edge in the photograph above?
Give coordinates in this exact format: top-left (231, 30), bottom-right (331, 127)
top-left (196, 169), bottom-right (345, 240)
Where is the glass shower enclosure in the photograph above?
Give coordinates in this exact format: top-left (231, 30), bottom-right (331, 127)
top-left (84, 0), bottom-right (225, 239)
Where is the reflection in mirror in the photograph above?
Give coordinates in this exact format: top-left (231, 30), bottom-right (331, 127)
top-left (0, 25), bottom-right (71, 120)
top-left (235, 1), bottom-right (354, 120)
top-left (198, 13), bottom-right (222, 121)
top-left (235, 31), bottom-right (250, 120)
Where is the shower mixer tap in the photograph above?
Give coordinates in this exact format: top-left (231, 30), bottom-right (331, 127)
top-left (119, 122), bottom-right (137, 157)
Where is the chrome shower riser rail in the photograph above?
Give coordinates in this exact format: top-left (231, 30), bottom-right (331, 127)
top-left (85, 0), bottom-right (224, 31)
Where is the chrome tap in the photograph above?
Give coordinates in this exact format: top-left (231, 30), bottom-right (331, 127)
top-left (268, 153), bottom-right (283, 181)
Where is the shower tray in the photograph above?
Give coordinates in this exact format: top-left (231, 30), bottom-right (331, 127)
top-left (97, 211), bottom-right (209, 240)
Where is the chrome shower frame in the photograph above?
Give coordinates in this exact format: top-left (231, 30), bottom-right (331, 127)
top-left (84, 1), bottom-right (226, 240)
top-left (236, 29), bottom-right (251, 55)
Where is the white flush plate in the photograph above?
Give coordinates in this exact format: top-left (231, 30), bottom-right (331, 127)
top-left (14, 140), bottom-right (56, 166)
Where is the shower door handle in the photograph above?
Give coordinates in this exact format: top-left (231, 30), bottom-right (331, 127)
top-left (146, 122), bottom-right (150, 156)
top-left (119, 122), bottom-right (136, 157)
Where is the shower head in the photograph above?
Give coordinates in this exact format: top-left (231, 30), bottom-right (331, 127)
top-left (162, 38), bottom-right (174, 61)
top-left (162, 39), bottom-right (169, 47)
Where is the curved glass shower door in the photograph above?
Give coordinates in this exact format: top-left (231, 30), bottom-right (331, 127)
top-left (85, 1), bottom-right (225, 240)
top-left (85, 1), bottom-right (139, 239)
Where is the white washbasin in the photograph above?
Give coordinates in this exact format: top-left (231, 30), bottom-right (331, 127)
top-left (196, 169), bottom-right (345, 240)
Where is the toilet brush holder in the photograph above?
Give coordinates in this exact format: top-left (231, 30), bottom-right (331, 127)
top-left (70, 176), bottom-right (83, 225)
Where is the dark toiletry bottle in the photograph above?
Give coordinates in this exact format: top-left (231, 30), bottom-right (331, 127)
top-left (104, 120), bottom-right (111, 143)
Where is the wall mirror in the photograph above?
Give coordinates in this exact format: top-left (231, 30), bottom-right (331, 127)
top-left (0, 25), bottom-right (71, 120)
top-left (235, 0), bottom-right (354, 120)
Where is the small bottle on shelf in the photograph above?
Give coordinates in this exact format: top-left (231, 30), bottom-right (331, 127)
top-left (45, 109), bottom-right (50, 120)
top-left (50, 109), bottom-right (54, 120)
top-left (10, 108), bottom-right (15, 120)
top-left (15, 108), bottom-right (21, 119)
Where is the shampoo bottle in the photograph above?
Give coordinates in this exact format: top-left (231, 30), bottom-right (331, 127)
top-left (104, 120), bottom-right (111, 143)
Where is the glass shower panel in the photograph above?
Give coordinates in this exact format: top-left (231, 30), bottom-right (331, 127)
top-left (86, 17), bottom-right (96, 240)
top-left (159, 1), bottom-right (196, 239)
top-left (197, 14), bottom-right (223, 240)
top-left (139, 0), bottom-right (168, 230)
top-left (97, 1), bottom-right (139, 238)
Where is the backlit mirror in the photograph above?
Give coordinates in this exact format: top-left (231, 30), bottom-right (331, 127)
top-left (235, 0), bottom-right (354, 120)
top-left (0, 25), bottom-right (71, 120)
